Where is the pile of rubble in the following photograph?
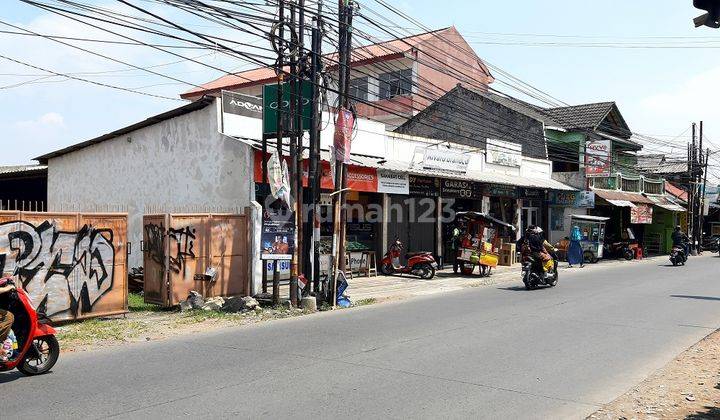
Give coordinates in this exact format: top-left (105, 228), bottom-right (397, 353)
top-left (179, 291), bottom-right (261, 313)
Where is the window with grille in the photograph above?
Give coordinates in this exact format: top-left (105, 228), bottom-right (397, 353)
top-left (378, 69), bottom-right (412, 100)
top-left (349, 77), bottom-right (369, 102)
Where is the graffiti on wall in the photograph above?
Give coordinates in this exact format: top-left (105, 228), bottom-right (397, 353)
top-left (144, 223), bottom-right (197, 274)
top-left (168, 226), bottom-right (196, 273)
top-left (144, 223), bottom-right (165, 265)
top-left (0, 221), bottom-right (115, 317)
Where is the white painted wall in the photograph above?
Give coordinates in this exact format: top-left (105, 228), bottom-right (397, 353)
top-left (47, 98), bottom-right (255, 268)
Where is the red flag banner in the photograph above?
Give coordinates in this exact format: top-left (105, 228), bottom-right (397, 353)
top-left (334, 107), bottom-right (354, 163)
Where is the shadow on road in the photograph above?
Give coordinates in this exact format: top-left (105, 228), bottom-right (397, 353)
top-left (671, 295), bottom-right (720, 301)
top-left (497, 286), bottom-right (528, 292)
top-left (0, 371), bottom-right (24, 384)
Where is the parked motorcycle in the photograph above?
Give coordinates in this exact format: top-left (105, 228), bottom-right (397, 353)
top-left (0, 277), bottom-right (60, 376)
top-left (521, 253), bottom-right (559, 290)
top-left (669, 245), bottom-right (688, 266)
top-left (380, 239), bottom-right (437, 279)
top-left (603, 240), bottom-right (636, 261)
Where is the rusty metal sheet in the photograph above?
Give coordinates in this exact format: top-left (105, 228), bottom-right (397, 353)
top-left (142, 214), bottom-right (168, 306)
top-left (149, 213), bottom-right (250, 306)
top-left (0, 211), bottom-right (128, 322)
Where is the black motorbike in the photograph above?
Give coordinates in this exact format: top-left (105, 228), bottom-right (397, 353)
top-left (669, 244), bottom-right (688, 266)
top-left (521, 253), bottom-right (558, 290)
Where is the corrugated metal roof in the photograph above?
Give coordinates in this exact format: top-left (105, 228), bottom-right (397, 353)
top-left (592, 188), bottom-right (654, 204)
top-left (0, 165), bottom-right (47, 175)
top-left (646, 195), bottom-right (686, 212)
top-left (36, 97), bottom-right (215, 163)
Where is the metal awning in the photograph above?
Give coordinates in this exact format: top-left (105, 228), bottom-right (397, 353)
top-left (604, 199), bottom-right (636, 208)
top-left (646, 195), bottom-right (686, 212)
top-left (570, 215), bottom-right (610, 222)
top-left (592, 188), bottom-right (654, 205)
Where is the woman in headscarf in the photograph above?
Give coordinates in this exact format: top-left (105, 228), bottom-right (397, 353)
top-left (567, 225), bottom-right (584, 268)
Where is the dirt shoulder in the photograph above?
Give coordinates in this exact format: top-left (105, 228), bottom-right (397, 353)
top-left (589, 329), bottom-right (720, 420)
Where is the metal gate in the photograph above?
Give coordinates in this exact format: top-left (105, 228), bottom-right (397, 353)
top-left (142, 213), bottom-right (249, 306)
top-left (0, 211), bottom-right (128, 322)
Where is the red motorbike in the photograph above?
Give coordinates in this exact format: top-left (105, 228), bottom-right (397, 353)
top-left (0, 277), bottom-right (60, 376)
top-left (379, 238), bottom-right (437, 279)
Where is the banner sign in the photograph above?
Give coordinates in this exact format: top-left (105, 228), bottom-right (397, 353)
top-left (422, 148), bottom-right (469, 173)
top-left (518, 188), bottom-right (545, 200)
top-left (483, 183), bottom-right (517, 198)
top-left (346, 166), bottom-right (377, 192)
top-left (254, 151), bottom-right (334, 190)
top-left (486, 138), bottom-right (522, 167)
top-left (333, 107), bottom-right (354, 164)
top-left (260, 209), bottom-right (295, 260)
top-left (585, 139), bottom-right (612, 177)
top-left (377, 170), bottom-right (409, 194)
top-left (262, 81), bottom-right (313, 136)
top-left (548, 191), bottom-right (595, 209)
top-left (630, 204), bottom-right (653, 224)
top-left (221, 91), bottom-right (263, 138)
top-left (441, 179), bottom-right (482, 200)
top-left (409, 175), bottom-right (440, 197)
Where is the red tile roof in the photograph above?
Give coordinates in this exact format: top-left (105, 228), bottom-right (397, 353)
top-left (181, 27), bottom-right (488, 99)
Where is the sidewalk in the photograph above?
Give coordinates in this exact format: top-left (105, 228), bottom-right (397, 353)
top-left (346, 254), bottom-right (676, 303)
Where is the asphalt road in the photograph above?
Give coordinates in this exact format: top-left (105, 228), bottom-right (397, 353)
top-left (2, 255), bottom-right (720, 420)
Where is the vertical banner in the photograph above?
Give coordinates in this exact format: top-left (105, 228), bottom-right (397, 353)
top-left (334, 108), bottom-right (354, 164)
top-left (260, 209), bottom-right (295, 260)
top-left (585, 139), bottom-right (612, 176)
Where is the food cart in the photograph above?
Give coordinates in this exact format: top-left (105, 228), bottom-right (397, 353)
top-left (454, 211), bottom-right (516, 277)
top-left (569, 215), bottom-right (610, 263)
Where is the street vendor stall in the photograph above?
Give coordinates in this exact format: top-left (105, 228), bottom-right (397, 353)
top-left (454, 211), bottom-right (516, 277)
top-left (569, 215), bottom-right (610, 263)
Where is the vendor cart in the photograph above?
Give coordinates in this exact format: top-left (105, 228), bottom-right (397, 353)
top-left (454, 211), bottom-right (516, 277)
top-left (569, 215), bottom-right (610, 263)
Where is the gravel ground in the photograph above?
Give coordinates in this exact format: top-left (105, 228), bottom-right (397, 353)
top-left (589, 328), bottom-right (720, 420)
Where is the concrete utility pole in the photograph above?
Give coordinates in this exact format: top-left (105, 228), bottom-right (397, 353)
top-left (305, 0), bottom-right (323, 294)
top-left (273, 0), bottom-right (286, 305)
top-left (288, 0), bottom-right (300, 308)
top-left (330, 0), bottom-right (354, 305)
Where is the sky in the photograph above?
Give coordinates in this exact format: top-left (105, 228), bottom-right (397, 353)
top-left (2, 0), bottom-right (720, 176)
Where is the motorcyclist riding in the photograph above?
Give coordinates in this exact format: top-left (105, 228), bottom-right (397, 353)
top-left (671, 225), bottom-right (689, 256)
top-left (519, 226), bottom-right (557, 277)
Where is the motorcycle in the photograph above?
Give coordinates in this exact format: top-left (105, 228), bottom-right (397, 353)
top-left (521, 253), bottom-right (559, 290)
top-left (669, 244), bottom-right (688, 266)
top-left (380, 238), bottom-right (437, 279)
top-left (603, 240), bottom-right (636, 261)
top-left (0, 277), bottom-right (60, 376)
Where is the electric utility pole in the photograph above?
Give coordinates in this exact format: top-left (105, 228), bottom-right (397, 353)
top-left (305, 0), bottom-right (323, 294)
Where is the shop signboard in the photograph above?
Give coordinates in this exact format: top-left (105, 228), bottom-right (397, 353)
top-left (377, 170), bottom-right (409, 194)
top-left (483, 183), bottom-right (517, 198)
top-left (409, 175), bottom-right (440, 197)
top-left (254, 151), bottom-right (334, 190)
top-left (260, 209), bottom-right (295, 260)
top-left (486, 138), bottom-right (522, 167)
top-left (548, 191), bottom-right (595, 209)
top-left (422, 148), bottom-right (469, 174)
top-left (518, 188), bottom-right (545, 200)
top-left (585, 139), bottom-right (612, 177)
top-left (262, 81), bottom-right (313, 136)
top-left (440, 179), bottom-right (482, 200)
top-left (346, 166), bottom-right (377, 192)
top-left (630, 204), bottom-right (653, 224)
top-left (574, 191), bottom-right (595, 209)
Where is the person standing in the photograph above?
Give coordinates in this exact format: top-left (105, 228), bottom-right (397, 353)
top-left (567, 225), bottom-right (584, 268)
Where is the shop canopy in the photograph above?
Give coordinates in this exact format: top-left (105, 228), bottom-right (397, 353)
top-left (570, 215), bottom-right (610, 222)
top-left (247, 143), bottom-right (576, 193)
top-left (592, 189), bottom-right (654, 206)
top-left (646, 195), bottom-right (686, 212)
